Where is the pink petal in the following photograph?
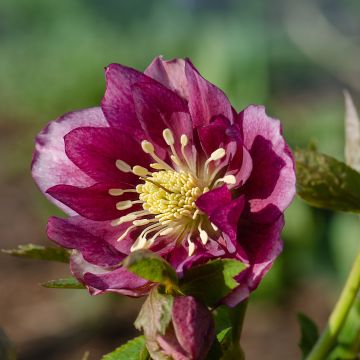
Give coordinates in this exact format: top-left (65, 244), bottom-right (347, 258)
top-left (131, 81), bottom-right (188, 151)
top-left (238, 105), bottom-right (296, 221)
top-left (101, 63), bottom-right (150, 138)
top-left (145, 57), bottom-right (235, 127)
top-left (145, 56), bottom-right (189, 100)
top-left (185, 60), bottom-right (234, 127)
top-left (47, 216), bottom-right (123, 267)
top-left (32, 107), bottom-right (107, 214)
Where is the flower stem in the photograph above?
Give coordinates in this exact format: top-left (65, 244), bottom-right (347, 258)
top-left (306, 251), bottom-right (360, 360)
top-left (222, 299), bottom-right (248, 360)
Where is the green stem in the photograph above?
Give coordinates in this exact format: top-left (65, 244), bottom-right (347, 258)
top-left (306, 251), bottom-right (360, 360)
top-left (231, 299), bottom-right (248, 344)
top-left (222, 299), bottom-right (248, 360)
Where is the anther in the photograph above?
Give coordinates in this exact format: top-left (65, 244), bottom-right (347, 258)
top-left (214, 174), bottom-right (236, 186)
top-left (209, 148), bottom-right (226, 161)
top-left (132, 165), bottom-right (149, 177)
top-left (180, 134), bottom-right (188, 146)
top-left (116, 160), bottom-right (132, 173)
top-left (141, 140), bottom-right (155, 154)
top-left (116, 200), bottom-right (133, 210)
top-left (163, 128), bottom-right (174, 145)
top-left (199, 230), bottom-right (209, 245)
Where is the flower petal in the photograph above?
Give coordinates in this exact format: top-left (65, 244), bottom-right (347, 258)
top-left (46, 183), bottom-right (138, 221)
top-left (47, 216), bottom-right (124, 266)
top-left (238, 105), bottom-right (296, 221)
top-left (131, 81), bottom-right (188, 150)
top-left (195, 185), bottom-right (232, 215)
top-left (185, 60), bottom-right (234, 127)
top-left (196, 186), bottom-right (245, 253)
top-left (145, 56), bottom-right (189, 100)
top-left (32, 107), bottom-right (107, 214)
top-left (223, 215), bottom-right (284, 306)
top-left (145, 57), bottom-right (235, 127)
top-left (101, 63), bottom-right (150, 138)
top-left (172, 296), bottom-right (215, 360)
top-left (64, 127), bottom-right (151, 184)
top-left (83, 267), bottom-right (150, 296)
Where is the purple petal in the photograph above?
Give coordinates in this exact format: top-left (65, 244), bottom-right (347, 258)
top-left (70, 251), bottom-right (107, 295)
top-left (238, 105), bottom-right (296, 221)
top-left (185, 60), bottom-right (234, 127)
top-left (32, 107), bottom-right (107, 214)
top-left (223, 215), bottom-right (284, 306)
top-left (47, 216), bottom-right (124, 266)
top-left (196, 186), bottom-right (245, 254)
top-left (83, 267), bottom-right (150, 296)
top-left (145, 57), bottom-right (234, 127)
top-left (101, 63), bottom-right (150, 138)
top-left (46, 183), bottom-right (138, 221)
top-left (197, 118), bottom-right (253, 188)
top-left (172, 296), bottom-right (215, 360)
top-left (64, 127), bottom-right (151, 184)
top-left (209, 196), bottom-right (245, 254)
top-left (145, 56), bottom-right (189, 100)
top-left (131, 81), bottom-right (188, 150)
top-left (195, 185), bottom-right (232, 215)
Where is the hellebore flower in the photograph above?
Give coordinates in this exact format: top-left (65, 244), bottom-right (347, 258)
top-left (32, 56), bottom-right (296, 304)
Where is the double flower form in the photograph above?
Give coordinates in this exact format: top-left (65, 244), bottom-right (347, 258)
top-left (32, 57), bottom-right (295, 306)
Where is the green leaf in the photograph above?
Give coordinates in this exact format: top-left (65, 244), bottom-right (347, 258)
top-left (295, 149), bottom-right (360, 213)
top-left (2, 244), bottom-right (70, 263)
top-left (123, 250), bottom-right (178, 290)
top-left (297, 313), bottom-right (319, 359)
top-left (41, 277), bottom-right (85, 289)
top-left (134, 288), bottom-right (173, 336)
top-left (0, 328), bottom-right (16, 360)
top-left (101, 336), bottom-right (149, 360)
top-left (180, 259), bottom-right (246, 307)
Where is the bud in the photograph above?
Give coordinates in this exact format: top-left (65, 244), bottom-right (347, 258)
top-left (135, 289), bottom-right (215, 360)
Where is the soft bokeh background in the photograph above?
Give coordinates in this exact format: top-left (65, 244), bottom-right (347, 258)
top-left (0, 1), bottom-right (359, 359)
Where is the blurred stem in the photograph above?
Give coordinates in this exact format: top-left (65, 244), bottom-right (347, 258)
top-left (231, 299), bottom-right (248, 344)
top-left (223, 299), bottom-right (248, 360)
top-left (306, 251), bottom-right (360, 360)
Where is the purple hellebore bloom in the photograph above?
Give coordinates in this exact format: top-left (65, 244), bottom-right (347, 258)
top-left (32, 57), bottom-right (296, 305)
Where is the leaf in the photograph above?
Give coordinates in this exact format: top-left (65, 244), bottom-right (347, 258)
top-left (123, 250), bottom-right (178, 290)
top-left (101, 336), bottom-right (149, 360)
top-left (295, 149), bottom-right (360, 213)
top-left (180, 259), bottom-right (246, 307)
top-left (2, 244), bottom-right (70, 263)
top-left (134, 288), bottom-right (173, 337)
top-left (297, 313), bottom-right (319, 359)
top-left (41, 277), bottom-right (85, 289)
top-left (344, 91), bottom-right (360, 173)
top-left (134, 289), bottom-right (173, 360)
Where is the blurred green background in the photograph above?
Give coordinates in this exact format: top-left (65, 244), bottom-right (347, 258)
top-left (0, 0), bottom-right (359, 359)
